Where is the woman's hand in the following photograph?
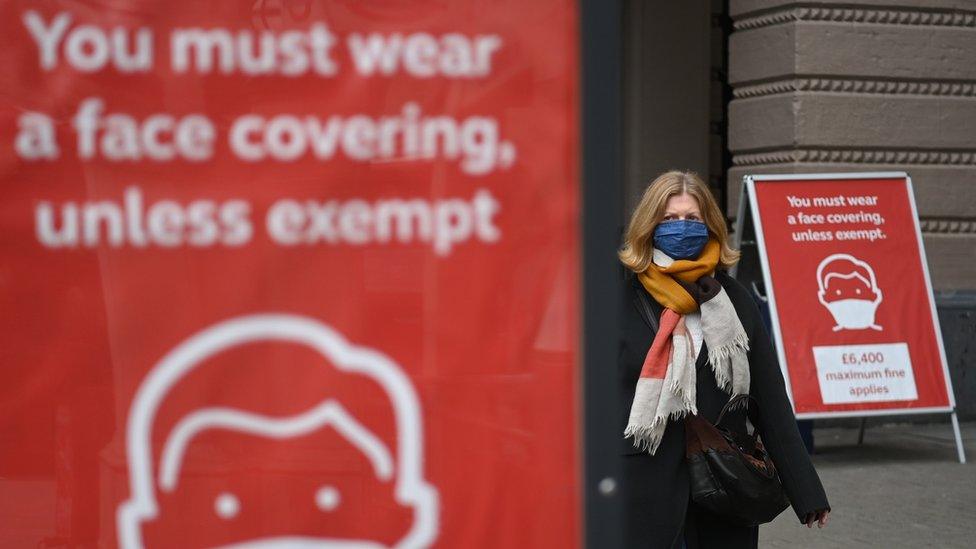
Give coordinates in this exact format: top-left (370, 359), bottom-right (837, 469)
top-left (804, 509), bottom-right (830, 528)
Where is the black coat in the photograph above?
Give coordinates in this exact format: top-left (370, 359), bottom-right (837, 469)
top-left (617, 269), bottom-right (829, 549)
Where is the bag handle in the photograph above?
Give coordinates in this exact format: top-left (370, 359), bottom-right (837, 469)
top-left (715, 393), bottom-right (760, 429)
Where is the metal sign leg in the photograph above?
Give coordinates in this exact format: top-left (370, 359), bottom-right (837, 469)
top-left (950, 411), bottom-right (967, 464)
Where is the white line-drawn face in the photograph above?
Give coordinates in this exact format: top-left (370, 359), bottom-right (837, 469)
top-left (117, 314), bottom-right (439, 549)
top-left (816, 254), bottom-right (883, 331)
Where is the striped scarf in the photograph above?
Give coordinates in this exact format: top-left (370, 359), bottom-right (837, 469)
top-left (624, 240), bottom-right (751, 455)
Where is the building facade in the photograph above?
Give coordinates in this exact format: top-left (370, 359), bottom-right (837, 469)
top-left (622, 0), bottom-right (975, 416)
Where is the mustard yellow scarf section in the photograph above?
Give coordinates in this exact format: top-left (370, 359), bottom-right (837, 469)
top-left (636, 239), bottom-right (720, 314)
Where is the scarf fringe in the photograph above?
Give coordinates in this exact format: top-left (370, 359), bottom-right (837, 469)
top-left (725, 395), bottom-right (750, 411)
top-left (707, 332), bottom-right (750, 362)
top-left (624, 406), bottom-right (695, 454)
top-left (666, 378), bottom-right (698, 410)
top-left (707, 332), bottom-right (750, 392)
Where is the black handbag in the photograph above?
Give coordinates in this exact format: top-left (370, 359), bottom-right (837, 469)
top-left (684, 394), bottom-right (790, 525)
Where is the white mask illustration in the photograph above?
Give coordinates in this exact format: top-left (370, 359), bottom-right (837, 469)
top-left (821, 298), bottom-right (882, 331)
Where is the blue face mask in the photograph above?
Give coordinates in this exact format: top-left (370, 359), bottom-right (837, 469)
top-left (653, 220), bottom-right (709, 260)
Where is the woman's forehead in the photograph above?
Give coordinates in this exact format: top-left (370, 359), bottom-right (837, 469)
top-left (664, 193), bottom-right (701, 211)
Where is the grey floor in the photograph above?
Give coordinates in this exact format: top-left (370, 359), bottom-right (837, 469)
top-left (760, 419), bottom-right (975, 548)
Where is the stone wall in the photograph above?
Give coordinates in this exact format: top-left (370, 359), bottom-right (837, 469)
top-left (727, 0), bottom-right (976, 291)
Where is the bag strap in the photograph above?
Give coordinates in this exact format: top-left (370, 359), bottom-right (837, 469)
top-left (636, 285), bottom-right (660, 332)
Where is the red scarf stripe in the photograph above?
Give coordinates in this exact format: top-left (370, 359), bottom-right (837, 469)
top-left (638, 308), bottom-right (681, 379)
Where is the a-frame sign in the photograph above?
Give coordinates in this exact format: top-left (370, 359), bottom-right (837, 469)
top-left (734, 172), bottom-right (965, 463)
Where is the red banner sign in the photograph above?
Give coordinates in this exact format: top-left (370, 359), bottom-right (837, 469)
top-left (744, 173), bottom-right (954, 418)
top-left (0, 2), bottom-right (580, 547)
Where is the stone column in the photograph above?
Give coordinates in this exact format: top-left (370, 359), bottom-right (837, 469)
top-left (727, 0), bottom-right (976, 290)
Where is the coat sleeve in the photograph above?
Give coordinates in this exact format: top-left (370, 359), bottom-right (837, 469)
top-left (727, 277), bottom-right (831, 522)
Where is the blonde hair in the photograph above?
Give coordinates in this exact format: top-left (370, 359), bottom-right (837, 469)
top-left (619, 170), bottom-right (740, 272)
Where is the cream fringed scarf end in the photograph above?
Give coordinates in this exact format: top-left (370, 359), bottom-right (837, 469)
top-left (624, 243), bottom-right (750, 455)
top-left (700, 288), bottom-right (751, 398)
top-left (624, 310), bottom-right (699, 453)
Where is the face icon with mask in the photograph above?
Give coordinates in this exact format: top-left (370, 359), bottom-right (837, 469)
top-left (816, 254), bottom-right (883, 331)
top-left (117, 315), bottom-right (439, 549)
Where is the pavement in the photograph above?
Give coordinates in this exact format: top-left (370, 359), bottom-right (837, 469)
top-left (761, 419), bottom-right (976, 548)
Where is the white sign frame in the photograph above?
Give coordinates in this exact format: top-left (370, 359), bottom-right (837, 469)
top-left (733, 172), bottom-right (965, 463)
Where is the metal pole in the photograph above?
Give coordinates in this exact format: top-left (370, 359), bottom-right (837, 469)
top-left (950, 411), bottom-right (967, 464)
top-left (581, 0), bottom-right (623, 547)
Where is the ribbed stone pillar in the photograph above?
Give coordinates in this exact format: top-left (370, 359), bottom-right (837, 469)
top-left (727, 0), bottom-right (976, 290)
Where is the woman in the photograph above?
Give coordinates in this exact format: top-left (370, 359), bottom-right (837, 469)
top-left (617, 171), bottom-right (830, 548)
